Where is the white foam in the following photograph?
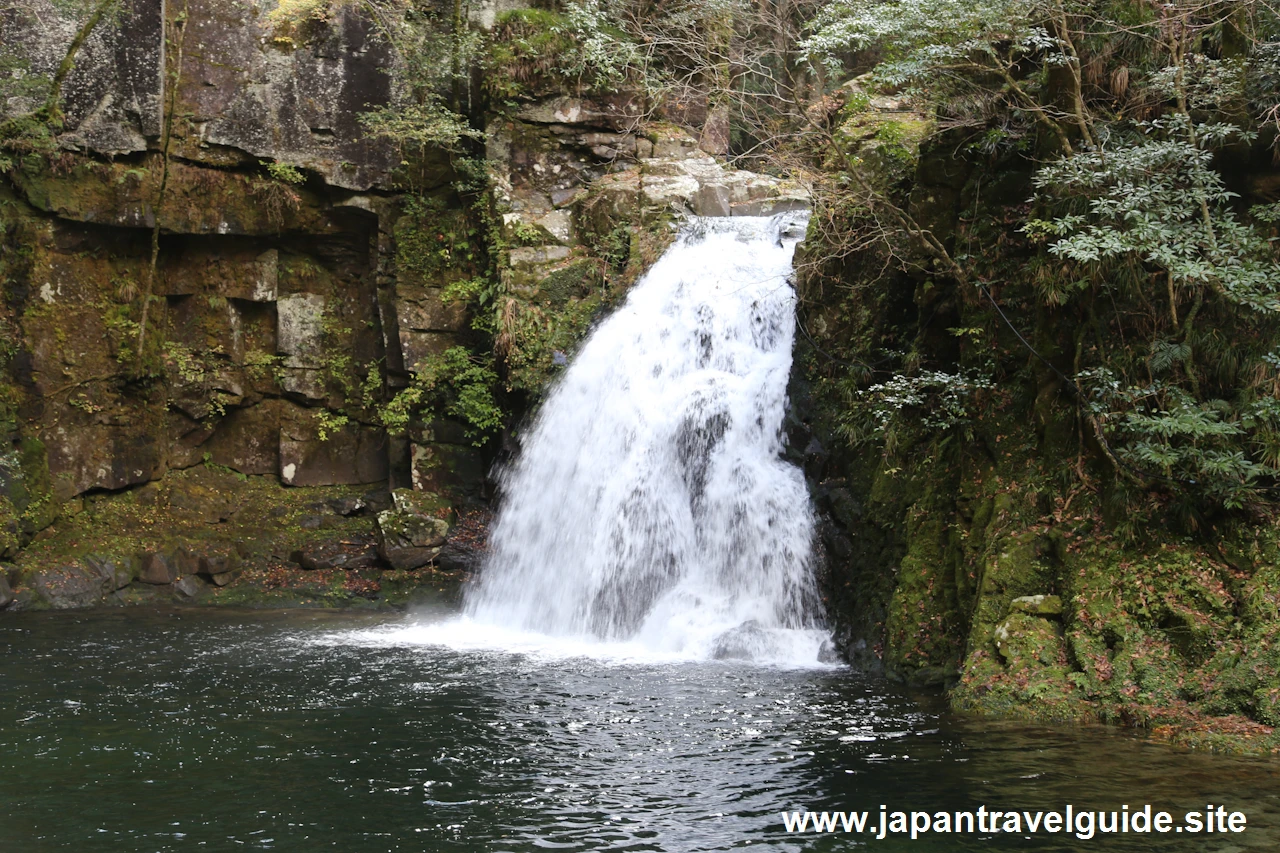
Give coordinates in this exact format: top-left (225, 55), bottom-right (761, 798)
top-left (317, 614), bottom-right (838, 670)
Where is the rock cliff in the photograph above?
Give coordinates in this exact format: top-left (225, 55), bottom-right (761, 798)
top-left (0, 0), bottom-right (802, 610)
top-left (789, 88), bottom-right (1280, 754)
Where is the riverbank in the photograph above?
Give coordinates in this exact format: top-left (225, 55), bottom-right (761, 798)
top-left (0, 464), bottom-right (473, 613)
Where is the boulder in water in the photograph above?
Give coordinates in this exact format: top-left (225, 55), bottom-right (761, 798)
top-left (817, 639), bottom-right (841, 664)
top-left (711, 621), bottom-right (771, 661)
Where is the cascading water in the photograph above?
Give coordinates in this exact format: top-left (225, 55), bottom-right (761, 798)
top-left (466, 212), bottom-right (832, 665)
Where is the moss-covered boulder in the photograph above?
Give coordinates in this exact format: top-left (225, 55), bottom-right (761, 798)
top-left (376, 489), bottom-right (453, 570)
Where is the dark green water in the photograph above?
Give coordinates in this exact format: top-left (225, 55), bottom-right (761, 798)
top-left (1, 608), bottom-right (1276, 852)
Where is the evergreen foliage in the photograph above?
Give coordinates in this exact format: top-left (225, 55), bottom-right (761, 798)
top-left (804, 0), bottom-right (1280, 525)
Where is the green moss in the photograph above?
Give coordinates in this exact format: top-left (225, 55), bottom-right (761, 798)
top-left (533, 258), bottom-right (601, 307)
top-left (395, 196), bottom-right (481, 284)
top-left (0, 494), bottom-right (20, 557)
top-left (13, 437), bottom-right (58, 536)
top-left (884, 515), bottom-right (963, 682)
top-left (796, 232), bottom-right (1279, 750)
top-left (967, 530), bottom-right (1062, 650)
top-left (834, 102), bottom-right (935, 193)
top-left (15, 467), bottom-right (355, 577)
top-left (484, 10), bottom-right (576, 102)
top-left (377, 569), bottom-right (464, 608)
top-left (501, 286), bottom-right (604, 394)
top-left (2, 465), bottom-right (471, 612)
top-left (953, 649), bottom-right (1094, 724)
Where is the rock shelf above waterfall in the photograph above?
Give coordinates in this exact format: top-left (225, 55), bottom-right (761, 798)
top-left (590, 155), bottom-right (811, 219)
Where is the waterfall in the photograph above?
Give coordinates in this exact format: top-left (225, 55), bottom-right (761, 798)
top-left (467, 212), bottom-right (831, 665)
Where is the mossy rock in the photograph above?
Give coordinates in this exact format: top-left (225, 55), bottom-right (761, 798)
top-left (12, 154), bottom-right (332, 235)
top-left (884, 515), bottom-right (964, 679)
top-left (968, 530), bottom-right (1061, 650)
top-left (952, 648), bottom-right (1093, 724)
top-left (535, 259), bottom-right (602, 308)
top-left (1011, 594), bottom-right (1063, 616)
top-left (994, 612), bottom-right (1063, 669)
top-left (834, 94), bottom-right (935, 194)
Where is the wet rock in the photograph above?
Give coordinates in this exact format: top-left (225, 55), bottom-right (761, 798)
top-left (0, 573), bottom-right (12, 609)
top-left (279, 422), bottom-right (389, 487)
top-left (195, 545), bottom-right (241, 587)
top-left (711, 621), bottom-right (769, 661)
top-left (694, 183), bottom-right (731, 217)
top-left (435, 540), bottom-right (483, 573)
top-left (363, 490), bottom-right (393, 514)
top-left (817, 639), bottom-right (842, 664)
top-left (296, 540), bottom-right (380, 571)
top-left (328, 496), bottom-right (367, 517)
top-left (111, 584), bottom-right (163, 606)
top-left (8, 587), bottom-right (37, 612)
top-left (137, 552), bottom-right (179, 585)
top-left (173, 576), bottom-right (207, 600)
top-left (376, 489), bottom-right (452, 570)
top-left (433, 507), bottom-right (489, 573)
top-left (409, 443), bottom-right (486, 497)
top-left (31, 566), bottom-right (107, 610)
top-left (84, 555), bottom-right (136, 591)
top-left (1011, 594), bottom-right (1064, 617)
top-left (819, 479), bottom-right (863, 529)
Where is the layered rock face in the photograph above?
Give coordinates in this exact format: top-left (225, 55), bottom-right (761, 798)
top-left (4, 0), bottom-right (400, 185)
top-left (0, 1), bottom-right (480, 605)
top-left (0, 0), bottom-right (806, 608)
top-left (487, 102), bottom-right (808, 395)
top-left (2, 0), bottom-right (412, 505)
